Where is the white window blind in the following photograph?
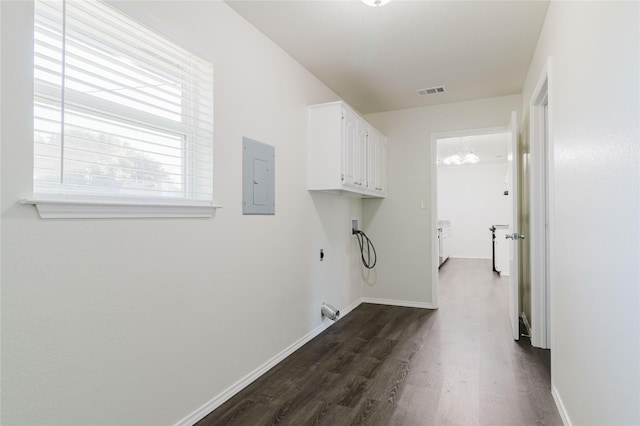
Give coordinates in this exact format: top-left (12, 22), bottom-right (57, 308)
top-left (33, 0), bottom-right (214, 203)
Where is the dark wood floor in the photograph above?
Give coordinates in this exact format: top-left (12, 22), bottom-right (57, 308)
top-left (197, 258), bottom-right (562, 425)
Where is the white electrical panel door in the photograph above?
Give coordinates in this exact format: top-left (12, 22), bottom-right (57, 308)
top-left (243, 137), bottom-right (275, 215)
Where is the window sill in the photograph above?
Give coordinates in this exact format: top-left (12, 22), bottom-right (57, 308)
top-left (20, 197), bottom-right (221, 219)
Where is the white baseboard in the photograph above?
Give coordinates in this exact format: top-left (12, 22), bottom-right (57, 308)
top-left (174, 297), bottom-right (436, 425)
top-left (362, 297), bottom-right (436, 310)
top-left (449, 256), bottom-right (491, 260)
top-left (175, 297), bottom-right (364, 426)
top-left (551, 384), bottom-right (571, 426)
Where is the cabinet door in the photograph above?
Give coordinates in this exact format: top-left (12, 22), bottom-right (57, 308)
top-left (367, 128), bottom-right (386, 194)
top-left (377, 137), bottom-right (387, 194)
top-left (356, 120), bottom-right (368, 188)
top-left (366, 127), bottom-right (377, 191)
top-left (341, 107), bottom-right (358, 187)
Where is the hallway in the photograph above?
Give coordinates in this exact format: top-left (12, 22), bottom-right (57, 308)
top-left (198, 258), bottom-right (561, 425)
top-left (435, 258), bottom-right (560, 424)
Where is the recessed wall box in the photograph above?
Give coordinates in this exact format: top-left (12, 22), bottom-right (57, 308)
top-left (243, 137), bottom-right (275, 215)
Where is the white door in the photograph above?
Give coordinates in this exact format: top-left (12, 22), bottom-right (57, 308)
top-left (341, 107), bottom-right (358, 187)
top-left (507, 110), bottom-right (522, 340)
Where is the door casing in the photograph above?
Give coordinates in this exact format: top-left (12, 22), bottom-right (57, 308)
top-left (529, 57), bottom-right (553, 350)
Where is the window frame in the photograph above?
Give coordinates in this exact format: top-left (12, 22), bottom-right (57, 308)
top-left (20, 196), bottom-right (220, 219)
top-left (28, 0), bottom-right (219, 219)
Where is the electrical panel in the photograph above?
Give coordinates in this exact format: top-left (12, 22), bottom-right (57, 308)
top-left (242, 137), bottom-right (275, 215)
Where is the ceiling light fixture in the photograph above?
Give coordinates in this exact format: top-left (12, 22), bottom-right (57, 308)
top-left (442, 139), bottom-right (480, 166)
top-left (361, 0), bottom-right (392, 7)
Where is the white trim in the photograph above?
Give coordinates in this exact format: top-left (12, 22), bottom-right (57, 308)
top-left (507, 110), bottom-right (520, 341)
top-left (529, 57), bottom-right (553, 349)
top-left (174, 297), bottom-right (364, 426)
top-left (362, 297), bottom-right (436, 310)
top-left (551, 385), bottom-right (571, 426)
top-left (20, 198), bottom-right (221, 219)
top-left (448, 256), bottom-right (491, 260)
top-left (431, 126), bottom-right (509, 140)
top-left (430, 132), bottom-right (439, 309)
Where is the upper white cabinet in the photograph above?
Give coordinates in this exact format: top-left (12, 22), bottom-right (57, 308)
top-left (308, 101), bottom-right (387, 198)
top-left (367, 126), bottom-right (387, 194)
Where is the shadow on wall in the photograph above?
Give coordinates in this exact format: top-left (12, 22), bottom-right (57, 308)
top-left (361, 266), bottom-right (378, 287)
top-left (361, 198), bottom-right (384, 287)
top-left (362, 198), bottom-right (384, 222)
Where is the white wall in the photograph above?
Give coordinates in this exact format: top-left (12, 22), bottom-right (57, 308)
top-left (362, 95), bottom-right (521, 305)
top-left (0, 2), bottom-right (364, 425)
top-left (438, 163), bottom-right (510, 259)
top-left (521, 1), bottom-right (639, 424)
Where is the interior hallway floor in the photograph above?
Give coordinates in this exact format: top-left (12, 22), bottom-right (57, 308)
top-left (198, 258), bottom-right (562, 425)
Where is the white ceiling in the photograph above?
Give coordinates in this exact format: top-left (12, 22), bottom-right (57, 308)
top-left (437, 132), bottom-right (510, 167)
top-left (226, 0), bottom-right (549, 114)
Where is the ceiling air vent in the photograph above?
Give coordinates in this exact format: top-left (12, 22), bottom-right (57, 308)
top-left (417, 86), bottom-right (446, 96)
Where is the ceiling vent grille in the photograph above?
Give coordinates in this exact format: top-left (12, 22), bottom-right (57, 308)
top-left (417, 86), bottom-right (446, 96)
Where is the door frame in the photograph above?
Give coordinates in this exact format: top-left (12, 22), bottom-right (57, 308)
top-left (430, 126), bottom-right (510, 309)
top-left (529, 57), bottom-right (553, 349)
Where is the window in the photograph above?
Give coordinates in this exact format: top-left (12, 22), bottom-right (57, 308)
top-left (31, 0), bottom-right (215, 217)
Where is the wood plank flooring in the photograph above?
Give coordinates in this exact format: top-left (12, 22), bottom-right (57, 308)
top-left (197, 258), bottom-right (562, 425)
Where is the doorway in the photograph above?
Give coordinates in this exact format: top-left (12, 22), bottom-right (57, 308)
top-left (430, 127), bottom-right (513, 310)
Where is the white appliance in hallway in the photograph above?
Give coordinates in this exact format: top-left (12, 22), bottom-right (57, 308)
top-left (437, 220), bottom-right (451, 267)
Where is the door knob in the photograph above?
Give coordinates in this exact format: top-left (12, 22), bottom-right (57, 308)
top-left (506, 233), bottom-right (525, 240)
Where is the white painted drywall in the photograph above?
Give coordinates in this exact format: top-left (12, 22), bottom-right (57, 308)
top-left (0, 2), bottom-right (364, 425)
top-left (437, 163), bottom-right (510, 259)
top-left (521, 2), bottom-right (639, 424)
top-left (362, 95), bottom-right (521, 304)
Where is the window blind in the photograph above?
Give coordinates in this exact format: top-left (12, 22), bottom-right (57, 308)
top-left (34, 0), bottom-right (214, 202)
